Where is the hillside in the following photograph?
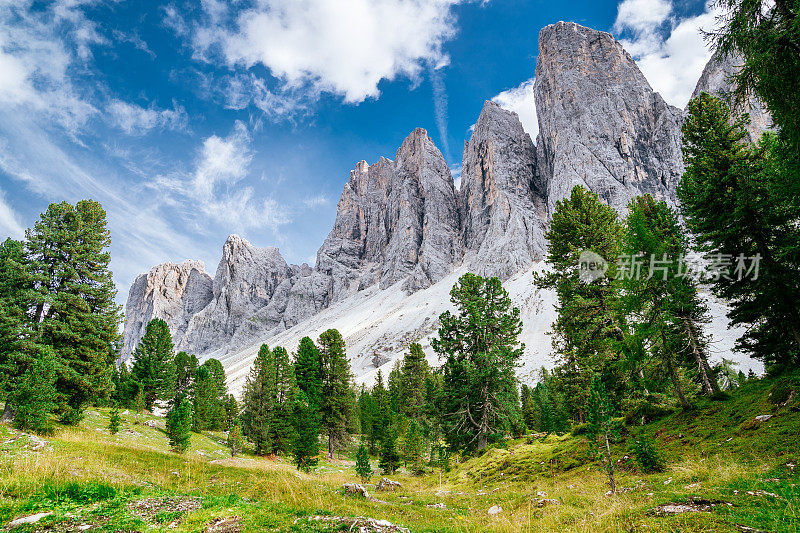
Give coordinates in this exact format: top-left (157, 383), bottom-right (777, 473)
top-left (3, 376), bottom-right (797, 532)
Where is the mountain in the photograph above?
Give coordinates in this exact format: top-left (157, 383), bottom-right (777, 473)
top-left (690, 49), bottom-right (773, 142)
top-left (534, 22), bottom-right (684, 213)
top-left (121, 21), bottom-right (764, 391)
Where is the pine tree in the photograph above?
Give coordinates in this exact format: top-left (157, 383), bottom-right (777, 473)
top-left (379, 431), bottom-right (401, 475)
top-left (166, 396), bottom-right (192, 453)
top-left (108, 405), bottom-right (121, 435)
top-left (0, 238), bottom-right (42, 421)
top-left (133, 388), bottom-right (144, 425)
top-left (535, 185), bottom-right (625, 421)
top-left (224, 395), bottom-right (239, 431)
top-left (130, 319), bottom-right (176, 411)
top-left (293, 391), bottom-right (320, 472)
top-left (294, 336), bottom-right (322, 409)
top-left (175, 351), bottom-right (198, 396)
top-left (358, 386), bottom-right (374, 442)
top-left (369, 371), bottom-right (390, 454)
top-left (11, 350), bottom-right (59, 435)
top-left (621, 194), bottom-right (719, 406)
top-left (715, 0), bottom-right (800, 149)
top-left (354, 441), bottom-right (373, 482)
top-left (432, 273), bottom-right (524, 452)
top-left (587, 375), bottom-right (618, 494)
top-left (318, 329), bottom-right (353, 459)
top-left (404, 422), bottom-right (425, 475)
top-left (271, 346), bottom-right (298, 454)
top-left (241, 344), bottom-right (276, 455)
top-left (227, 420), bottom-right (243, 457)
top-left (399, 343), bottom-right (430, 422)
top-left (192, 365), bottom-right (216, 432)
top-left (26, 200), bottom-right (122, 423)
top-left (679, 93), bottom-right (800, 371)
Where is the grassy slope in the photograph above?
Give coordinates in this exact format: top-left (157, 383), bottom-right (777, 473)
top-left (1, 377), bottom-right (798, 533)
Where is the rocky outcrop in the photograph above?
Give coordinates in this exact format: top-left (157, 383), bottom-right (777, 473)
top-left (534, 21), bottom-right (685, 212)
top-left (124, 21), bottom-right (761, 374)
top-left (121, 260), bottom-right (213, 360)
top-left (315, 128), bottom-right (461, 301)
top-left (460, 101), bottom-right (548, 279)
top-left (690, 49), bottom-right (772, 142)
top-left (121, 237), bottom-right (329, 361)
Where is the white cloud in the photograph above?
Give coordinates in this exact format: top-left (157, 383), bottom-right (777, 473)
top-left (492, 79), bottom-right (538, 141)
top-left (156, 122), bottom-right (289, 232)
top-left (450, 163), bottom-right (462, 191)
top-left (0, 1), bottom-right (101, 131)
top-left (192, 0), bottom-right (467, 105)
top-left (613, 0), bottom-right (720, 107)
top-left (0, 187), bottom-right (25, 239)
top-left (303, 195), bottom-right (329, 209)
top-left (107, 100), bottom-right (188, 135)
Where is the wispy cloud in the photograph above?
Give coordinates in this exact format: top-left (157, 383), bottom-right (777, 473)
top-left (107, 100), bottom-right (188, 135)
top-left (613, 0), bottom-right (720, 107)
top-left (155, 121), bottom-right (290, 233)
top-left (429, 65), bottom-right (452, 162)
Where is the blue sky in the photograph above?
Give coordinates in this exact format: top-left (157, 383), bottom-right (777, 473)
top-left (0, 0), bottom-right (718, 304)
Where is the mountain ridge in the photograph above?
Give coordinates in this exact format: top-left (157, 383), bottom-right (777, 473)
top-left (121, 22), bottom-right (771, 390)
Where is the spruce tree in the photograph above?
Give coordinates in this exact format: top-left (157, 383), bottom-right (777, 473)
top-left (369, 371), bottom-right (390, 454)
top-left (622, 194), bottom-right (719, 406)
top-left (294, 336), bottom-right (322, 409)
top-left (318, 329), bottom-right (353, 459)
top-left (270, 346), bottom-right (298, 454)
top-left (166, 396), bottom-right (192, 453)
top-left (535, 185), bottom-right (625, 420)
top-left (432, 273), bottom-right (524, 452)
top-left (399, 343), bottom-right (430, 422)
top-left (130, 319), bottom-right (176, 411)
top-left (224, 395), bottom-right (239, 431)
top-left (192, 365), bottom-right (216, 431)
top-left (26, 200), bottom-right (122, 423)
top-left (241, 344), bottom-right (276, 455)
top-left (175, 351), bottom-right (198, 396)
top-left (293, 391), bottom-right (320, 472)
top-left (379, 431), bottom-right (401, 475)
top-left (404, 422), bottom-right (425, 475)
top-left (354, 441), bottom-right (373, 483)
top-left (0, 238), bottom-right (42, 421)
top-left (679, 93), bottom-right (800, 371)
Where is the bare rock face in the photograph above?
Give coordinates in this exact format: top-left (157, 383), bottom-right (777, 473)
top-left (180, 235), bottom-right (329, 354)
top-left (460, 101), bottom-right (548, 279)
top-left (534, 21), bottom-right (685, 212)
top-left (316, 128), bottom-right (461, 301)
top-left (121, 260), bottom-right (213, 361)
top-left (691, 49), bottom-right (772, 142)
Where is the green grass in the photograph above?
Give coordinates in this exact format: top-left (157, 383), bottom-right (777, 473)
top-left (1, 376), bottom-right (798, 532)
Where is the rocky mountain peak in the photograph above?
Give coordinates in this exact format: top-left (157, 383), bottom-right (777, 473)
top-left (459, 99), bottom-right (548, 279)
top-left (316, 127), bottom-right (460, 300)
top-left (121, 260), bottom-right (213, 360)
top-left (690, 49), bottom-right (773, 142)
top-left (534, 21), bottom-right (684, 213)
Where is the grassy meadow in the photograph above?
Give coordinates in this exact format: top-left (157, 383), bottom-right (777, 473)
top-left (1, 375), bottom-right (798, 532)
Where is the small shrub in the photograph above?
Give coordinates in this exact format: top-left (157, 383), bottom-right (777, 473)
top-left (631, 434), bottom-right (665, 473)
top-left (570, 422), bottom-right (590, 436)
top-left (108, 406), bottom-right (121, 435)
